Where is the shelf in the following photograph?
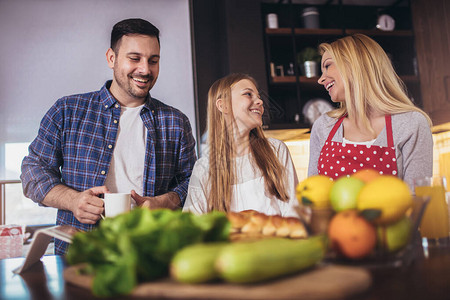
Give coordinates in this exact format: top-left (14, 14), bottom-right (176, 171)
top-left (400, 75), bottom-right (420, 83)
top-left (271, 76), bottom-right (319, 84)
top-left (345, 29), bottom-right (414, 37)
top-left (266, 28), bottom-right (343, 36)
top-left (266, 28), bottom-right (413, 37)
top-left (271, 75), bottom-right (418, 84)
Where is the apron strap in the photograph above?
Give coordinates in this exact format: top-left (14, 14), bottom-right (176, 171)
top-left (385, 114), bottom-right (394, 148)
top-left (325, 116), bottom-right (345, 142)
top-left (326, 115), bottom-right (394, 147)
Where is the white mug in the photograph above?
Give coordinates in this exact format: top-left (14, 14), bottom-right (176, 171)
top-left (103, 193), bottom-right (131, 218)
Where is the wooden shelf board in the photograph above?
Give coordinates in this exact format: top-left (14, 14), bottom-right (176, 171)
top-left (271, 76), bottom-right (320, 84)
top-left (271, 76), bottom-right (296, 83)
top-left (300, 76), bottom-right (320, 83)
top-left (265, 28), bottom-right (292, 35)
top-left (266, 28), bottom-right (343, 35)
top-left (271, 75), bottom-right (417, 84)
top-left (345, 29), bottom-right (413, 36)
top-left (400, 75), bottom-right (420, 82)
top-left (266, 28), bottom-right (412, 37)
top-left (295, 28), bottom-right (343, 35)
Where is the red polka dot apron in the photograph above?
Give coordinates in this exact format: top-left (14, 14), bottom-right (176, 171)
top-left (318, 115), bottom-right (398, 179)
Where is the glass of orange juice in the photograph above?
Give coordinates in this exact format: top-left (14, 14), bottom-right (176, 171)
top-left (414, 176), bottom-right (449, 245)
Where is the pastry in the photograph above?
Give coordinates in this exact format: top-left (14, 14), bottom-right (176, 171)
top-left (227, 210), bottom-right (308, 240)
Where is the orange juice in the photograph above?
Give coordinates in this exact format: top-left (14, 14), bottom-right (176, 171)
top-left (415, 185), bottom-right (449, 239)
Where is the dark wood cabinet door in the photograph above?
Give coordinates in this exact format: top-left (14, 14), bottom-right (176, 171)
top-left (411, 0), bottom-right (450, 125)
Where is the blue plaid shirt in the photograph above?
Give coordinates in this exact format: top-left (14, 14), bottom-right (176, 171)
top-left (21, 81), bottom-right (197, 254)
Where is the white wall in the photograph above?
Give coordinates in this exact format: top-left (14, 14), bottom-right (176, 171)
top-left (0, 0), bottom-right (196, 177)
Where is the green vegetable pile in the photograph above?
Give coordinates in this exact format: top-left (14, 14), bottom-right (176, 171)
top-left (66, 208), bottom-right (230, 297)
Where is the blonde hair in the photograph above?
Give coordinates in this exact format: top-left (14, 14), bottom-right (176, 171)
top-left (206, 73), bottom-right (289, 212)
top-left (319, 34), bottom-right (431, 134)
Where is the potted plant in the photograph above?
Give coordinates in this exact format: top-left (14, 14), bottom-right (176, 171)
top-left (297, 47), bottom-right (321, 78)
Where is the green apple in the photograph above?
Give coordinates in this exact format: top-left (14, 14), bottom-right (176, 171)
top-left (377, 216), bottom-right (412, 253)
top-left (329, 177), bottom-right (365, 212)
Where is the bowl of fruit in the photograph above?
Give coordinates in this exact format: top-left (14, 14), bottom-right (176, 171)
top-left (295, 170), bottom-right (430, 268)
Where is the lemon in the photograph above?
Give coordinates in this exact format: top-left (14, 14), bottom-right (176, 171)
top-left (357, 176), bottom-right (412, 225)
top-left (296, 175), bottom-right (334, 208)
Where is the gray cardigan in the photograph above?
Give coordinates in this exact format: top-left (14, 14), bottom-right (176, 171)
top-left (308, 111), bottom-right (433, 190)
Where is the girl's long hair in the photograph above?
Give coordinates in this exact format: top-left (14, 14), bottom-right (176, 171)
top-left (319, 34), bottom-right (431, 134)
top-left (206, 73), bottom-right (289, 212)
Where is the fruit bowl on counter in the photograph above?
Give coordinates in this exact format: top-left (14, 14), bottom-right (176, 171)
top-left (323, 195), bottom-right (429, 268)
top-left (295, 171), bottom-right (430, 268)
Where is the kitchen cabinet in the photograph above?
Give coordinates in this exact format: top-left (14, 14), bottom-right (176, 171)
top-left (261, 1), bottom-right (421, 129)
top-left (411, 0), bottom-right (450, 126)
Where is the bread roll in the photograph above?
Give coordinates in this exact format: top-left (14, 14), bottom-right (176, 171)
top-left (286, 217), bottom-right (308, 239)
top-left (227, 210), bottom-right (308, 239)
top-left (226, 212), bottom-right (249, 233)
top-left (272, 215), bottom-right (290, 237)
top-left (261, 216), bottom-right (277, 236)
top-left (241, 212), bottom-right (267, 233)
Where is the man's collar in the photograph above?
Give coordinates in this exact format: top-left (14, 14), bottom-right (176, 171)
top-left (99, 81), bottom-right (117, 109)
top-left (100, 80), bottom-right (153, 110)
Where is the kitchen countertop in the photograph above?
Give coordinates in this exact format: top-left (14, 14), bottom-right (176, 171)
top-left (1, 242), bottom-right (449, 300)
top-left (263, 121), bottom-right (450, 143)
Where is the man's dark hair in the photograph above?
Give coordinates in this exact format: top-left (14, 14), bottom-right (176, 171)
top-left (110, 18), bottom-right (160, 53)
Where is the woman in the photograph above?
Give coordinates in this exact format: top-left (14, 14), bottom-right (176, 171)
top-left (308, 34), bottom-right (433, 189)
top-left (183, 73), bottom-right (299, 216)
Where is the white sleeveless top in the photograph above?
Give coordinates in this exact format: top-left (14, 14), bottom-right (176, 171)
top-left (183, 138), bottom-right (299, 217)
top-left (104, 104), bottom-right (147, 203)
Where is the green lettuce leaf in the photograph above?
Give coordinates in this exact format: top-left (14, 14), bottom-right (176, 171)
top-left (66, 208), bottom-right (230, 297)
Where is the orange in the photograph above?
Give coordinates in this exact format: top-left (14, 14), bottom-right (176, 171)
top-left (352, 169), bottom-right (381, 183)
top-left (328, 210), bottom-right (377, 260)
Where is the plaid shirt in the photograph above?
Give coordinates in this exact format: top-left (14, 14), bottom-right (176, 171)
top-left (21, 81), bottom-right (197, 254)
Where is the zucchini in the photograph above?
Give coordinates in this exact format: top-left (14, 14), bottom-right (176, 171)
top-left (216, 236), bottom-right (326, 283)
top-left (170, 242), bottom-right (228, 283)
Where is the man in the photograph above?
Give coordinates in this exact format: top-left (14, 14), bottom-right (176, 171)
top-left (21, 18), bottom-right (197, 254)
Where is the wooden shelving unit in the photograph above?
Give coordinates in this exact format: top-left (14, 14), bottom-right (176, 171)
top-left (261, 2), bottom-right (420, 129)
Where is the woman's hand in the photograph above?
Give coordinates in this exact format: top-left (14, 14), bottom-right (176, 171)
top-left (131, 190), bottom-right (181, 210)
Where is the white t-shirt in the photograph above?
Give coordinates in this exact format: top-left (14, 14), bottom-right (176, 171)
top-left (342, 137), bottom-right (376, 146)
top-left (104, 104), bottom-right (147, 202)
top-left (183, 138), bottom-right (299, 217)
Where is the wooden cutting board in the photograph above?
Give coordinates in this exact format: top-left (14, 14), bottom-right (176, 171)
top-left (64, 264), bottom-right (371, 299)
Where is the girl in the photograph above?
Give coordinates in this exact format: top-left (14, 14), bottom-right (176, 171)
top-left (183, 73), bottom-right (299, 216)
